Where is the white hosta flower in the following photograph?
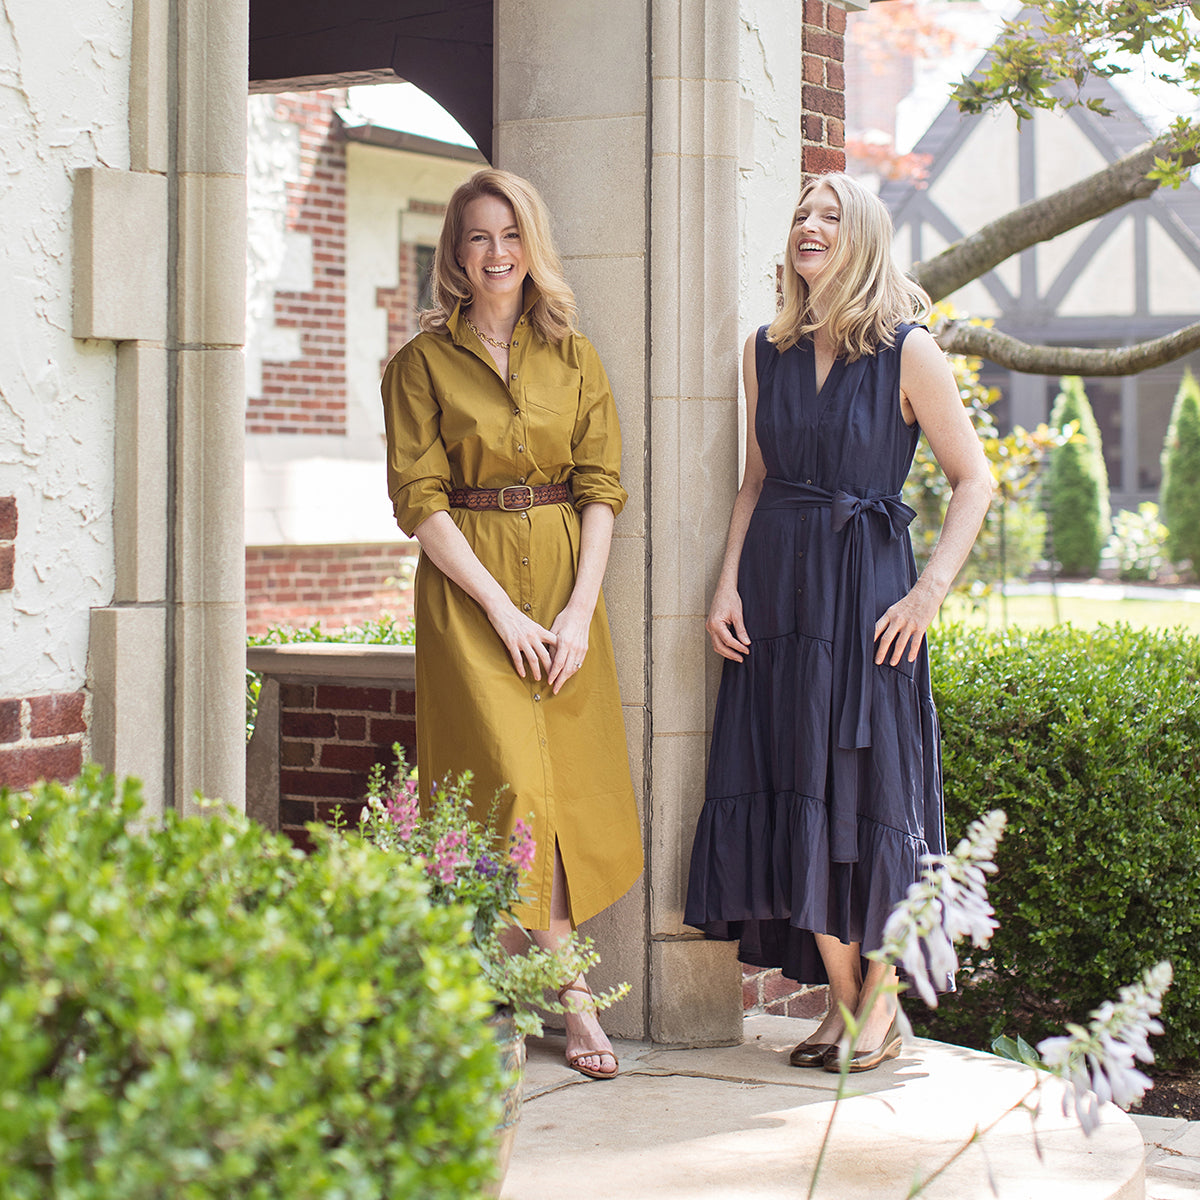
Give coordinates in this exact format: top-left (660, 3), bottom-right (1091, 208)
top-left (876, 809), bottom-right (1007, 1007)
top-left (1037, 961), bottom-right (1173, 1135)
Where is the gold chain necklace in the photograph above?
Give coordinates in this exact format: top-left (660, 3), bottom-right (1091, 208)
top-left (463, 314), bottom-right (511, 350)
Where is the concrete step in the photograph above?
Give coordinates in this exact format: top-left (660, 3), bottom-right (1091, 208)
top-left (502, 1013), bottom-right (1146, 1200)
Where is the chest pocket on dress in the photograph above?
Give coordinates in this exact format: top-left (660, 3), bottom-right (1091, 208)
top-left (524, 384), bottom-right (579, 472)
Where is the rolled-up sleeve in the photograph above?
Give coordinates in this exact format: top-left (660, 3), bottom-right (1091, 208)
top-left (570, 338), bottom-right (628, 516)
top-left (381, 345), bottom-right (453, 536)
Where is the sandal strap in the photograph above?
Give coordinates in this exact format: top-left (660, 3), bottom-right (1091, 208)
top-left (556, 981), bottom-right (594, 1004)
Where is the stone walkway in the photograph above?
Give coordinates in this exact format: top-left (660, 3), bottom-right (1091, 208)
top-left (1132, 1115), bottom-right (1200, 1198)
top-left (503, 1014), bottom-right (1152, 1199)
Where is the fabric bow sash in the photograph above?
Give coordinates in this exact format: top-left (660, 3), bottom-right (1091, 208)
top-left (757, 479), bottom-right (916, 751)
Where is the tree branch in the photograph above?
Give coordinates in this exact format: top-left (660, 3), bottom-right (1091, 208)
top-left (935, 320), bottom-right (1200, 376)
top-left (913, 135), bottom-right (1199, 303)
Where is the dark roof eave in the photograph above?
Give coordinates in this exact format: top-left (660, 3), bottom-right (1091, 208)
top-left (338, 121), bottom-right (486, 163)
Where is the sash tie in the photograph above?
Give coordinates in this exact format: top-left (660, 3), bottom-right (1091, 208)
top-left (757, 478), bottom-right (916, 751)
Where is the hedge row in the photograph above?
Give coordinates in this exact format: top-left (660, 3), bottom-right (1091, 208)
top-left (0, 768), bottom-right (507, 1199)
top-left (916, 622), bottom-right (1200, 1070)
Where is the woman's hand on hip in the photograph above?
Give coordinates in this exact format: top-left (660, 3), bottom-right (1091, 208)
top-left (873, 583), bottom-right (941, 666)
top-left (706, 585), bottom-right (752, 662)
top-left (486, 603), bottom-right (558, 680)
top-left (547, 604), bottom-right (591, 694)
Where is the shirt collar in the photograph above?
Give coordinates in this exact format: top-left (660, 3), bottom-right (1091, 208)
top-left (448, 281), bottom-right (541, 346)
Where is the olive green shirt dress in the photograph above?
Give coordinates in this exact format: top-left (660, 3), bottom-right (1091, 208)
top-left (381, 293), bottom-right (644, 929)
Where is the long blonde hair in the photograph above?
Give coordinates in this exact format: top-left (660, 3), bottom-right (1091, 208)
top-left (418, 168), bottom-right (578, 344)
top-left (767, 172), bottom-right (930, 359)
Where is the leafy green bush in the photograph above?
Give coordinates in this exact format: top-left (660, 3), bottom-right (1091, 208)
top-left (0, 767), bottom-right (507, 1199)
top-left (1044, 376), bottom-right (1110, 576)
top-left (915, 623), bottom-right (1200, 1070)
top-left (1107, 503), bottom-right (1168, 582)
top-left (1161, 368), bottom-right (1200, 573)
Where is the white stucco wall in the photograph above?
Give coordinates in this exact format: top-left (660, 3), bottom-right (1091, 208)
top-left (736, 2), bottom-right (805, 471)
top-left (0, 0), bottom-right (129, 695)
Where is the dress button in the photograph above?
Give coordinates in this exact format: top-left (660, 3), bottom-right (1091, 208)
top-left (512, 407), bottom-right (519, 415)
top-left (519, 512), bottom-right (528, 520)
top-left (512, 340), bottom-right (519, 347)
top-left (518, 477), bottom-right (526, 484)
top-left (800, 514), bottom-right (807, 522)
top-left (523, 603), bottom-right (531, 611)
top-left (797, 550), bottom-right (804, 559)
top-left (510, 373), bottom-right (518, 381)
top-left (517, 443), bottom-right (524, 452)
top-left (533, 693), bottom-right (541, 702)
top-left (521, 557), bottom-right (529, 566)
top-left (806, 478), bottom-right (812, 484)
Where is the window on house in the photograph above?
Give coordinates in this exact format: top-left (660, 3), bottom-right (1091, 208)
top-left (416, 245), bottom-right (435, 311)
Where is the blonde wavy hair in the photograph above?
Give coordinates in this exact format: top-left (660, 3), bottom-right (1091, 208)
top-left (418, 168), bottom-right (578, 344)
top-left (767, 172), bottom-right (930, 359)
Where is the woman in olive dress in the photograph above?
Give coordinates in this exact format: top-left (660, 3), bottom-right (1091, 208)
top-left (382, 169), bottom-right (642, 1080)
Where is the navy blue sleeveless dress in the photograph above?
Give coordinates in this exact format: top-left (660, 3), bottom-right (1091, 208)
top-left (683, 324), bottom-right (946, 985)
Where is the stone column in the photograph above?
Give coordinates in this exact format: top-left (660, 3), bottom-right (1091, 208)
top-left (495, 0), bottom-right (747, 1045)
top-left (171, 0), bottom-right (249, 815)
top-left (645, 0), bottom-right (744, 1047)
top-left (495, 0), bottom-right (651, 1041)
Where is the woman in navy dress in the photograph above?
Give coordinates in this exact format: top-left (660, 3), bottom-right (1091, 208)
top-left (684, 173), bottom-right (992, 1072)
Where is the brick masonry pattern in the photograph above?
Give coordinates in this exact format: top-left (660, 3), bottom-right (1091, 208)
top-left (246, 543), bottom-right (417, 636)
top-left (742, 964), bottom-right (830, 1019)
top-left (0, 496), bottom-right (15, 591)
top-left (276, 679), bottom-right (417, 851)
top-left (0, 692), bottom-right (86, 791)
top-left (802, 0), bottom-right (847, 175)
top-left (248, 91), bottom-right (349, 436)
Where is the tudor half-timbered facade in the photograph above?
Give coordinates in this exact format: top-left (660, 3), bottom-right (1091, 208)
top-left (879, 73), bottom-right (1200, 512)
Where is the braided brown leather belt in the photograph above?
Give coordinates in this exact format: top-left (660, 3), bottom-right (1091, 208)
top-left (448, 482), bottom-right (572, 512)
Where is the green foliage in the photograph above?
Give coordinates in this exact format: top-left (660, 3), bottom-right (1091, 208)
top-left (358, 747), bottom-right (627, 1037)
top-left (0, 766), bottom-right (508, 1199)
top-left (951, 0), bottom-right (1200, 186)
top-left (907, 324), bottom-right (1054, 589)
top-left (1107, 502), bottom-right (1169, 582)
top-left (1045, 377), bottom-right (1109, 576)
top-left (915, 623), bottom-right (1200, 1071)
top-left (1161, 368), bottom-right (1200, 571)
top-left (246, 617), bottom-right (416, 739)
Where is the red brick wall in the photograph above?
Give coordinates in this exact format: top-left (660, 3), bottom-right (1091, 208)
top-left (245, 543), bottom-right (416, 637)
top-left (248, 91), bottom-right (348, 436)
top-left (0, 496), bottom-right (15, 591)
top-left (276, 681), bottom-right (416, 850)
top-left (0, 692), bottom-right (86, 791)
top-left (802, 0), bottom-right (847, 175)
top-left (743, 964), bottom-right (829, 1018)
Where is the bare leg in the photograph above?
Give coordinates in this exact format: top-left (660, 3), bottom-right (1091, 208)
top-left (806, 933), bottom-right (865, 1044)
top-left (507, 842), bottom-right (616, 1077)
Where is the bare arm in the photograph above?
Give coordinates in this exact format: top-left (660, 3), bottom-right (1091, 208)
top-left (874, 328), bottom-right (994, 665)
top-left (706, 332), bottom-right (769, 663)
top-left (546, 502), bottom-right (616, 694)
top-left (412, 510), bottom-right (557, 680)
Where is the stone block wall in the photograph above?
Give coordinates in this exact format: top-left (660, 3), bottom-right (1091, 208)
top-left (0, 692), bottom-right (87, 790)
top-left (245, 542), bottom-right (416, 635)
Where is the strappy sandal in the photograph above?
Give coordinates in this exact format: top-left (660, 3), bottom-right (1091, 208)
top-left (557, 982), bottom-right (619, 1081)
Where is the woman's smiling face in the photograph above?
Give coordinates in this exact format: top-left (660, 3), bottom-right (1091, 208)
top-left (458, 194), bottom-right (528, 305)
top-left (790, 182), bottom-right (841, 284)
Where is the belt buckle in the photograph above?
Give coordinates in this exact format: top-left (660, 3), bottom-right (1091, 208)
top-left (497, 484), bottom-right (534, 511)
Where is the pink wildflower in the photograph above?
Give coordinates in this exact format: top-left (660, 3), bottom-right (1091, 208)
top-left (385, 787), bottom-right (419, 841)
top-left (509, 819), bottom-right (536, 874)
top-left (430, 829), bottom-right (470, 884)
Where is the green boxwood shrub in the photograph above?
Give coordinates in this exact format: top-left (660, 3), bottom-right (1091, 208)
top-left (0, 767), bottom-right (507, 1199)
top-left (914, 623), bottom-right (1200, 1070)
top-left (1161, 368), bottom-right (1200, 572)
top-left (1044, 376), bottom-right (1110, 576)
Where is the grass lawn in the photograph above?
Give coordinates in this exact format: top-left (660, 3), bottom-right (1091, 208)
top-left (939, 591), bottom-right (1200, 635)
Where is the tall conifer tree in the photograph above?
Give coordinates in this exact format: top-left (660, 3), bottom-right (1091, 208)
top-left (1045, 377), bottom-right (1110, 576)
top-left (1161, 368), bottom-right (1200, 571)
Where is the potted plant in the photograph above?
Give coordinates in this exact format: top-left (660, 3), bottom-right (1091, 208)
top-left (354, 746), bottom-right (626, 1187)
